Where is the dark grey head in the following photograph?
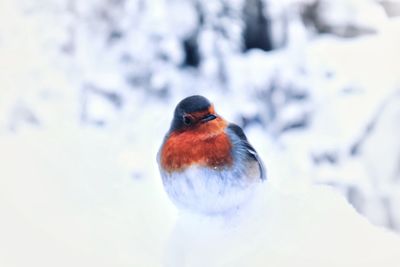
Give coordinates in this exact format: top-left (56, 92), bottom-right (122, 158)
top-left (169, 95), bottom-right (217, 132)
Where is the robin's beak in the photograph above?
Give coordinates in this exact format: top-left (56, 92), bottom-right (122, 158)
top-left (201, 114), bottom-right (217, 123)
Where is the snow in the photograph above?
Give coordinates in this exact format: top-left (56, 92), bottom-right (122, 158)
top-left (0, 126), bottom-right (177, 266)
top-left (166, 184), bottom-right (400, 267)
top-left (1, 0), bottom-right (400, 266)
top-left (1, 126), bottom-right (399, 267)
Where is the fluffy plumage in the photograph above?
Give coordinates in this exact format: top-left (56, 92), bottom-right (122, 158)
top-left (158, 95), bottom-right (266, 214)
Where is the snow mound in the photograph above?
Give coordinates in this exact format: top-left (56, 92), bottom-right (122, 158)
top-left (165, 183), bottom-right (400, 267)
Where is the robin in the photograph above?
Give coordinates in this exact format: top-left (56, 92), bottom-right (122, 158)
top-left (157, 95), bottom-right (266, 214)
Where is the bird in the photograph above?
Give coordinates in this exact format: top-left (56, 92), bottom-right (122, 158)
top-left (157, 95), bottom-right (266, 214)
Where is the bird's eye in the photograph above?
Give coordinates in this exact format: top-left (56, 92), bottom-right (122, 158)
top-left (183, 115), bottom-right (193, 126)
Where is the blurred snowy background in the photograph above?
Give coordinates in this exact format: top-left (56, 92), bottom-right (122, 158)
top-left (1, 0), bottom-right (400, 266)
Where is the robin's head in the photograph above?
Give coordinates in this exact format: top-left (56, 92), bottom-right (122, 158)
top-left (169, 95), bottom-right (218, 133)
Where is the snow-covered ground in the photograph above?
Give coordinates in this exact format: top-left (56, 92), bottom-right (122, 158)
top-left (166, 184), bottom-right (400, 267)
top-left (1, 126), bottom-right (399, 267)
top-left (1, 0), bottom-right (400, 266)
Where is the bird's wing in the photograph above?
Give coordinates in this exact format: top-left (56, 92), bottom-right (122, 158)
top-left (227, 123), bottom-right (266, 180)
